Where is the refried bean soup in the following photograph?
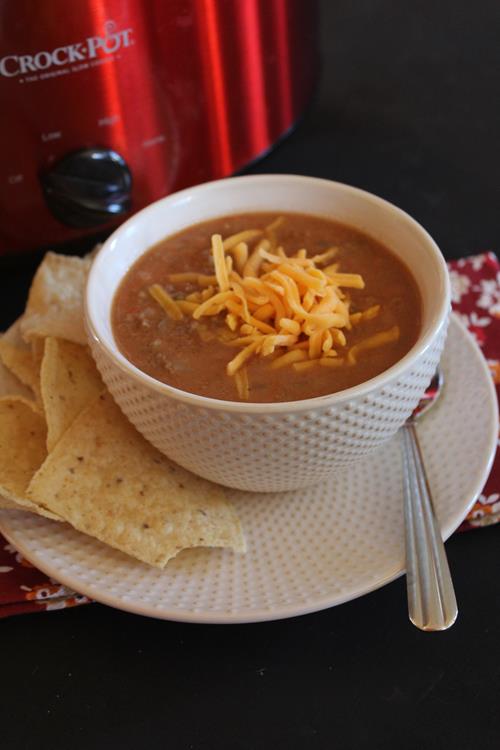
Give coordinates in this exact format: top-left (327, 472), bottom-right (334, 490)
top-left (112, 212), bottom-right (422, 403)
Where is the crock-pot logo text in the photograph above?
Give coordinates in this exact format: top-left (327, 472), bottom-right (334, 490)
top-left (0, 21), bottom-right (133, 78)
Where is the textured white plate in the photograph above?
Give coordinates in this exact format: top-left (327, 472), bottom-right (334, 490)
top-left (0, 315), bottom-right (497, 623)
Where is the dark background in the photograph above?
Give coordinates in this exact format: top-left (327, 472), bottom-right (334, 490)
top-left (2, 2), bottom-right (500, 748)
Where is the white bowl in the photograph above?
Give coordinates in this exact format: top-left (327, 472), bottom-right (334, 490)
top-left (85, 175), bottom-right (450, 492)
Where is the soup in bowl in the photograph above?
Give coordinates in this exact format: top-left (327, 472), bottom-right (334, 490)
top-left (85, 175), bottom-right (450, 492)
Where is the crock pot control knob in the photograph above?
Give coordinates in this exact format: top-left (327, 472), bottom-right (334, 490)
top-left (41, 148), bottom-right (132, 228)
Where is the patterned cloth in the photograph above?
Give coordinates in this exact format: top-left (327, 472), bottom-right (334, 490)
top-left (448, 253), bottom-right (500, 530)
top-left (1, 253), bottom-right (499, 618)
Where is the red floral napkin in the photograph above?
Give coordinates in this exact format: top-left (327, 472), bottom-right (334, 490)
top-left (1, 253), bottom-right (499, 618)
top-left (447, 253), bottom-right (500, 529)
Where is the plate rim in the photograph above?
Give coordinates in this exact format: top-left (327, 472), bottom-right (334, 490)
top-left (1, 313), bottom-right (498, 624)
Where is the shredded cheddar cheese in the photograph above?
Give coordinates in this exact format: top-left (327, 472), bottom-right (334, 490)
top-left (148, 218), bottom-right (401, 399)
top-left (224, 229), bottom-right (262, 250)
top-left (271, 349), bottom-right (308, 369)
top-left (234, 366), bottom-right (250, 399)
top-left (212, 234), bottom-right (230, 292)
top-left (346, 326), bottom-right (400, 365)
top-left (149, 284), bottom-right (183, 321)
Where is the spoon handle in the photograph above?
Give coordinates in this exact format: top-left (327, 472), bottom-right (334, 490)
top-left (401, 423), bottom-right (458, 631)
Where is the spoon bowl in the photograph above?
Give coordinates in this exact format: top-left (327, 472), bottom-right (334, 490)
top-left (409, 369), bottom-right (444, 422)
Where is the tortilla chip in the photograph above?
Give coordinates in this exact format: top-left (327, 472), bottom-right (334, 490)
top-left (27, 392), bottom-right (245, 567)
top-left (0, 396), bottom-right (60, 520)
top-left (0, 320), bottom-right (40, 399)
top-left (20, 252), bottom-right (91, 346)
top-left (41, 338), bottom-right (104, 451)
top-left (31, 336), bottom-right (45, 365)
top-left (0, 495), bottom-right (21, 510)
top-left (0, 339), bottom-right (34, 401)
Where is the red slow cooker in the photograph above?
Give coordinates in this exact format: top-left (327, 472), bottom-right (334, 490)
top-left (0, 0), bottom-right (319, 255)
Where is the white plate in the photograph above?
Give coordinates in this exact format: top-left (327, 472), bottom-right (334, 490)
top-left (0, 315), bottom-right (497, 623)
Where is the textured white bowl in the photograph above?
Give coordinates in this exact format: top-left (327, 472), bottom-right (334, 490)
top-left (85, 175), bottom-right (450, 492)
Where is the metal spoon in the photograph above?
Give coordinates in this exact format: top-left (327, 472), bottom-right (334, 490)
top-left (401, 368), bottom-right (458, 631)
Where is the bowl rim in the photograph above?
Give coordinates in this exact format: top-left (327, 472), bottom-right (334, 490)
top-left (85, 174), bottom-right (451, 414)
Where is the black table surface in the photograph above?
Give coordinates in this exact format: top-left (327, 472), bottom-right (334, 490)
top-left (2, 2), bottom-right (500, 749)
